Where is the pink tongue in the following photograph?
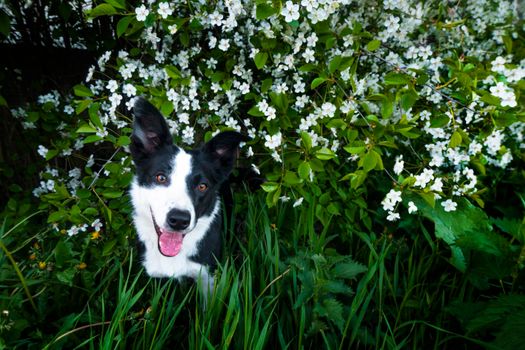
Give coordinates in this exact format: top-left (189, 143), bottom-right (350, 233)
top-left (158, 230), bottom-right (183, 257)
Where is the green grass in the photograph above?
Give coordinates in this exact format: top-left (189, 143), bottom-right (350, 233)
top-left (0, 192), bottom-right (499, 349)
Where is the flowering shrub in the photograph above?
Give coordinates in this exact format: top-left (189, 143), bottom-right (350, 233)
top-left (8, 0), bottom-right (524, 293)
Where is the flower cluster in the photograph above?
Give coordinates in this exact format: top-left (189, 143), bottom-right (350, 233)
top-left (21, 0), bottom-right (523, 231)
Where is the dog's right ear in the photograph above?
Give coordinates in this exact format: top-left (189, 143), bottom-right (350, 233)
top-left (130, 97), bottom-right (172, 159)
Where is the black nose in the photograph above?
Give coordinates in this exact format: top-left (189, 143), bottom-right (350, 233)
top-left (166, 209), bottom-right (191, 231)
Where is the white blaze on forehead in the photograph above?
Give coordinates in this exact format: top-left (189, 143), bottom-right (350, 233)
top-left (165, 150), bottom-right (195, 227)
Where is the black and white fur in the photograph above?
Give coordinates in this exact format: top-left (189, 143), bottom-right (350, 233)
top-left (129, 97), bottom-right (246, 295)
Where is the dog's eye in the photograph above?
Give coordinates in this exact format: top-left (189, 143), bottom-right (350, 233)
top-left (155, 174), bottom-right (168, 184)
top-left (197, 183), bottom-right (208, 192)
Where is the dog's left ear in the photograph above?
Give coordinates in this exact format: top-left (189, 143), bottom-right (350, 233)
top-left (203, 131), bottom-right (249, 177)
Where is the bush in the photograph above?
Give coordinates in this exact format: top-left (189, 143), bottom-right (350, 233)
top-left (1, 0), bottom-right (524, 348)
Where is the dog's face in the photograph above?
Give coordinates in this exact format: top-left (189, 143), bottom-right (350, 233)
top-left (129, 97), bottom-right (246, 257)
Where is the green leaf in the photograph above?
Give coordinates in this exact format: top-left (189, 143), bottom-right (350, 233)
top-left (400, 89), bottom-right (419, 111)
top-left (332, 260), bottom-right (367, 279)
top-left (88, 103), bottom-right (103, 129)
top-left (300, 132), bottom-right (312, 150)
top-left (248, 105), bottom-right (264, 117)
top-left (47, 211), bottom-right (67, 223)
top-left (417, 191), bottom-right (435, 208)
top-left (284, 171), bottom-right (302, 185)
top-left (315, 148), bottom-right (335, 160)
top-left (0, 10), bottom-right (11, 37)
top-left (103, 239), bottom-right (117, 256)
top-left (362, 151), bottom-right (377, 172)
top-left (317, 298), bottom-right (344, 331)
top-left (104, 0), bottom-right (126, 10)
top-left (54, 240), bottom-right (73, 267)
top-left (256, 4), bottom-right (277, 20)
top-left (45, 150), bottom-right (59, 161)
top-left (76, 99), bottom-right (92, 114)
top-left (329, 55), bottom-right (342, 74)
top-left (261, 78), bottom-right (273, 93)
top-left (116, 16), bottom-right (133, 37)
top-left (299, 63), bottom-right (317, 72)
top-left (269, 92), bottom-right (287, 112)
top-left (366, 39), bottom-right (381, 51)
top-left (381, 98), bottom-right (393, 118)
top-left (77, 124), bottom-right (97, 133)
top-left (449, 130), bottom-right (462, 148)
top-left (298, 162), bottom-right (311, 180)
top-left (254, 52), bottom-right (268, 69)
top-left (311, 77), bottom-right (327, 89)
top-left (409, 195), bottom-right (502, 272)
top-left (73, 84), bottom-right (93, 97)
top-left (429, 114), bottom-right (450, 128)
top-left (117, 135), bottom-right (131, 146)
top-left (88, 4), bottom-right (118, 18)
top-left (84, 135), bottom-right (103, 144)
top-left (102, 190), bottom-right (123, 199)
top-left (165, 65), bottom-right (182, 79)
top-left (56, 268), bottom-right (76, 286)
top-left (384, 72), bottom-right (410, 85)
top-left (261, 182), bottom-right (279, 193)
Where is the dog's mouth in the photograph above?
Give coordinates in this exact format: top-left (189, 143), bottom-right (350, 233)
top-left (150, 209), bottom-right (183, 257)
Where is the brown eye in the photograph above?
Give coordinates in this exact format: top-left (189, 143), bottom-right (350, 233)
top-left (155, 174), bottom-right (167, 184)
top-left (197, 183), bottom-right (208, 192)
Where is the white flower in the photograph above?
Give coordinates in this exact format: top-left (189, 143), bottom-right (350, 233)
top-left (281, 1), bottom-right (300, 22)
top-left (67, 225), bottom-right (80, 236)
top-left (293, 197), bottom-right (304, 207)
top-left (489, 82), bottom-right (517, 107)
top-left (251, 163), bottom-right (260, 175)
top-left (384, 15), bottom-right (400, 35)
top-left (386, 211), bottom-right (400, 221)
top-left (209, 11), bottom-right (223, 26)
top-left (407, 201), bottom-right (418, 214)
top-left (306, 33), bottom-right (318, 47)
top-left (86, 155), bottom-right (95, 168)
top-left (157, 2), bottom-right (173, 19)
top-left (441, 199), bottom-right (457, 212)
top-left (123, 84), bottom-right (137, 97)
top-left (320, 102), bottom-right (336, 118)
top-left (218, 39), bottom-right (230, 51)
top-left (37, 145), bottom-right (49, 158)
top-left (500, 91), bottom-right (517, 107)
top-left (265, 106), bottom-right (277, 120)
top-left (430, 177), bottom-right (443, 192)
top-left (302, 48), bottom-right (315, 63)
top-left (264, 132), bottom-right (282, 150)
top-left (414, 168), bottom-right (434, 188)
top-left (178, 113), bottom-right (190, 124)
top-left (182, 126), bottom-right (195, 144)
top-left (381, 189), bottom-right (402, 212)
top-left (168, 24), bottom-right (178, 34)
top-left (393, 155), bottom-right (404, 175)
top-left (106, 80), bottom-right (118, 93)
top-left (257, 99), bottom-right (269, 113)
top-left (91, 219), bottom-right (103, 231)
top-left (64, 105), bottom-right (75, 115)
top-left (135, 5), bottom-right (149, 22)
top-left (491, 56), bottom-right (506, 74)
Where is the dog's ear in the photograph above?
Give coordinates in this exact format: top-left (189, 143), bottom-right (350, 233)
top-left (203, 131), bottom-right (249, 177)
top-left (130, 97), bottom-right (172, 159)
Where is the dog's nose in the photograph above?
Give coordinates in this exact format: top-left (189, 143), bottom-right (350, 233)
top-left (166, 209), bottom-right (191, 231)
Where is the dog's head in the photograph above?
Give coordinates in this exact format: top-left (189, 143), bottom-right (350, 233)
top-left (130, 97), bottom-right (247, 257)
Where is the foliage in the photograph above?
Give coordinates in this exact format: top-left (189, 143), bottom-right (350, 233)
top-left (0, 0), bottom-right (525, 348)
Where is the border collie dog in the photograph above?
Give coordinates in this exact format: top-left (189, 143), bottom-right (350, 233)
top-left (129, 97), bottom-right (246, 295)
